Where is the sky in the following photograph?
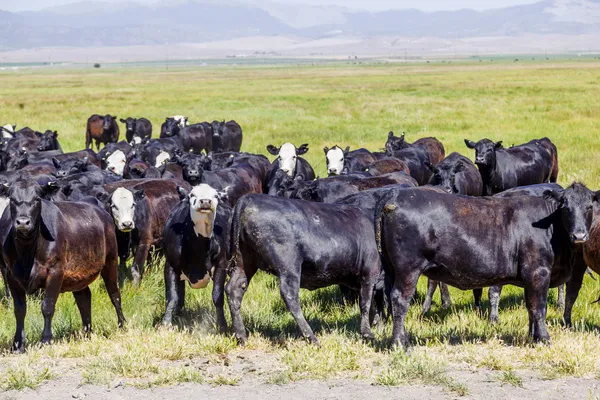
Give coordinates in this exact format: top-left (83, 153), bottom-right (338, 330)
top-left (0, 0), bottom-right (541, 12)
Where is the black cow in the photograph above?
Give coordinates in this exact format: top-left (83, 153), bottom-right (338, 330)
top-left (160, 117), bottom-right (187, 138)
top-left (86, 114), bottom-right (119, 150)
top-left (120, 117), bottom-right (152, 144)
top-left (383, 146), bottom-right (432, 186)
top-left (376, 183), bottom-right (598, 349)
top-left (425, 152), bottom-right (482, 196)
top-left (162, 184), bottom-right (230, 331)
top-left (36, 130), bottom-right (62, 152)
top-left (266, 143), bottom-right (315, 194)
top-left (137, 138), bottom-right (182, 168)
top-left (0, 180), bottom-right (125, 351)
top-left (211, 120), bottom-right (243, 153)
top-left (227, 194), bottom-right (382, 344)
top-left (323, 146), bottom-right (376, 176)
top-left (464, 138), bottom-right (558, 196)
top-left (385, 132), bottom-right (445, 166)
top-left (363, 158), bottom-right (410, 176)
top-left (52, 157), bottom-right (99, 178)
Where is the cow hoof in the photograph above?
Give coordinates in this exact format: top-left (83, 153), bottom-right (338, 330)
top-left (11, 344), bottom-right (25, 354)
top-left (362, 333), bottom-right (375, 343)
top-left (40, 337), bottom-right (52, 346)
top-left (489, 315), bottom-right (499, 324)
top-left (308, 336), bottom-right (320, 346)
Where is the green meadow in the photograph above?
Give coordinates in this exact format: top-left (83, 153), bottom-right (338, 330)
top-left (0, 60), bottom-right (600, 393)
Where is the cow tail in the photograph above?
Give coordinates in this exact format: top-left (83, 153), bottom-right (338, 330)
top-left (227, 195), bottom-right (249, 272)
top-left (374, 190), bottom-right (398, 306)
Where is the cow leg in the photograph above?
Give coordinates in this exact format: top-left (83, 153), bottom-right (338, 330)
top-left (0, 261), bottom-right (10, 299)
top-left (359, 277), bottom-right (377, 341)
top-left (73, 287), bottom-right (92, 334)
top-left (131, 243), bottom-right (150, 287)
top-left (41, 270), bottom-right (64, 345)
top-left (557, 284), bottom-right (565, 310)
top-left (212, 264), bottom-right (228, 333)
top-left (9, 276), bottom-right (26, 353)
top-left (279, 272), bottom-right (318, 345)
top-left (85, 133), bottom-right (91, 150)
top-left (473, 288), bottom-right (483, 311)
top-left (390, 268), bottom-right (423, 350)
top-left (563, 258), bottom-right (587, 327)
top-left (489, 285), bottom-right (502, 324)
top-left (101, 260), bottom-right (126, 329)
top-left (524, 273), bottom-right (551, 343)
top-left (440, 283), bottom-right (452, 309)
top-left (225, 261), bottom-right (257, 345)
top-left (163, 261), bottom-right (185, 326)
top-left (422, 278), bottom-right (437, 314)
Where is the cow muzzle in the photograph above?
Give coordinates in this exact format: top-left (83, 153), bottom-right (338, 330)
top-left (196, 200), bottom-right (214, 213)
top-left (572, 231), bottom-right (589, 244)
top-left (119, 220), bottom-right (135, 232)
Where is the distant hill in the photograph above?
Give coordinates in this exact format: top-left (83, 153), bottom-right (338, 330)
top-left (1, 0), bottom-right (600, 50)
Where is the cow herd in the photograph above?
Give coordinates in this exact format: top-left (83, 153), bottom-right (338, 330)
top-left (0, 116), bottom-right (599, 353)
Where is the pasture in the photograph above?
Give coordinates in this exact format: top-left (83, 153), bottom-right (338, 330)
top-left (1, 60), bottom-right (600, 397)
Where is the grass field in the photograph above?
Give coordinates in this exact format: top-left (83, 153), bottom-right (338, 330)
top-left (1, 60), bottom-right (600, 394)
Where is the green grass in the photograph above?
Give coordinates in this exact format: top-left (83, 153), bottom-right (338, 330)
top-left (1, 60), bottom-right (600, 390)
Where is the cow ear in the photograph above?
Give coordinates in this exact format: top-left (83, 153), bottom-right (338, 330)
top-left (0, 181), bottom-right (9, 195)
top-left (40, 200), bottom-right (58, 241)
top-left (95, 191), bottom-right (111, 204)
top-left (464, 139), bottom-right (476, 149)
top-left (120, 118), bottom-right (126, 123)
top-left (266, 145), bottom-right (280, 156)
top-left (294, 174), bottom-right (304, 181)
top-left (217, 187), bottom-right (229, 202)
top-left (177, 186), bottom-right (189, 200)
top-left (424, 161), bottom-right (435, 173)
top-left (165, 117), bottom-right (170, 122)
top-left (343, 146), bottom-right (350, 156)
top-left (52, 157), bottom-right (61, 168)
top-left (495, 141), bottom-right (503, 149)
top-left (133, 189), bottom-right (145, 201)
top-left (296, 144), bottom-right (309, 155)
top-left (544, 189), bottom-right (564, 206)
top-left (0, 200), bottom-right (12, 246)
top-left (388, 131), bottom-right (394, 138)
top-left (323, 146), bottom-right (329, 155)
top-left (594, 190), bottom-right (600, 203)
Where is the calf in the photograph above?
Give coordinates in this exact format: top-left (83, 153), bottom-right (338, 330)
top-left (376, 183), bottom-right (597, 349)
top-left (86, 114), bottom-right (119, 150)
top-left (324, 146), bottom-right (376, 176)
top-left (120, 117), bottom-right (152, 144)
top-left (211, 120), bottom-right (243, 153)
top-left (0, 180), bottom-right (125, 351)
top-left (36, 130), bottom-right (61, 152)
top-left (162, 184), bottom-right (230, 331)
top-left (227, 194), bottom-right (382, 344)
top-left (98, 179), bottom-right (182, 285)
top-left (385, 132), bottom-right (445, 165)
top-left (464, 137), bottom-right (558, 196)
top-left (266, 143), bottom-right (315, 194)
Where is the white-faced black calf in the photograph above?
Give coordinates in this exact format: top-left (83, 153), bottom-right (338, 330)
top-left (376, 183), bottom-right (598, 349)
top-left (0, 180), bottom-right (125, 352)
top-left (227, 195), bottom-right (382, 345)
top-left (162, 184), bottom-right (231, 331)
top-left (323, 145), bottom-right (377, 176)
top-left (266, 143), bottom-right (315, 194)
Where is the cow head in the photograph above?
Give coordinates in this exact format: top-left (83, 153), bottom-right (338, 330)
top-left (267, 168), bottom-right (294, 196)
top-left (37, 130), bottom-right (59, 152)
top-left (103, 115), bottom-right (116, 131)
top-left (544, 183), bottom-right (600, 244)
top-left (464, 139), bottom-right (503, 169)
top-left (211, 120), bottom-right (224, 137)
top-left (4, 179), bottom-right (57, 240)
top-left (324, 145), bottom-right (349, 176)
top-left (104, 149), bottom-right (127, 176)
top-left (103, 187), bottom-right (145, 233)
top-left (172, 115), bottom-right (188, 128)
top-left (53, 156), bottom-right (91, 178)
top-left (175, 152), bottom-right (205, 185)
top-left (385, 131), bottom-right (406, 155)
top-left (267, 143), bottom-right (309, 177)
top-left (425, 161), bottom-right (465, 194)
top-left (120, 117), bottom-right (137, 135)
top-left (162, 118), bottom-right (180, 137)
top-left (5, 148), bottom-right (29, 171)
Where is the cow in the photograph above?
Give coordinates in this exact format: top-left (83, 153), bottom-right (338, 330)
top-left (120, 117), bottom-right (152, 145)
top-left (323, 146), bottom-right (376, 176)
top-left (0, 179), bottom-right (125, 352)
top-left (137, 138), bottom-right (182, 168)
top-left (385, 132), bottom-right (445, 166)
top-left (162, 184), bottom-right (230, 331)
top-left (36, 130), bottom-right (61, 152)
top-left (464, 137), bottom-right (558, 196)
top-left (375, 183), bottom-right (598, 349)
top-left (97, 180), bottom-right (182, 286)
top-left (160, 116), bottom-right (188, 138)
top-left (211, 120), bottom-right (243, 153)
top-left (376, 146), bottom-right (432, 186)
top-left (363, 158), bottom-right (410, 177)
top-left (97, 141), bottom-right (134, 163)
top-left (177, 124), bottom-right (212, 154)
top-left (266, 143), bottom-right (315, 194)
top-left (86, 114), bottom-right (119, 151)
top-left (227, 194), bottom-right (382, 345)
top-left (52, 156), bottom-right (99, 178)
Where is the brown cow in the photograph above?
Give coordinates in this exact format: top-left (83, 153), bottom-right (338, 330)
top-left (86, 114), bottom-right (120, 151)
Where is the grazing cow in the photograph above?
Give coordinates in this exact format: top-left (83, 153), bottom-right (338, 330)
top-left (97, 180), bottom-right (182, 285)
top-left (266, 143), bottom-right (315, 194)
top-left (363, 158), bottom-right (410, 176)
top-left (120, 117), bottom-right (152, 144)
top-left (227, 194), bottom-right (382, 345)
top-left (36, 131), bottom-right (61, 152)
top-left (162, 184), bottom-right (230, 330)
top-left (211, 120), bottom-right (243, 153)
top-left (324, 146), bottom-right (376, 176)
top-left (0, 180), bottom-right (125, 351)
top-left (385, 132), bottom-right (445, 166)
top-left (282, 172), bottom-right (417, 203)
top-left (376, 183), bottom-right (598, 349)
top-left (464, 137), bottom-right (558, 196)
top-left (86, 115), bottom-right (119, 150)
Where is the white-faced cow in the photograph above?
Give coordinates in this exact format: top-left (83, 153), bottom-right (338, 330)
top-left (324, 145), bottom-right (376, 176)
top-left (265, 143), bottom-right (315, 195)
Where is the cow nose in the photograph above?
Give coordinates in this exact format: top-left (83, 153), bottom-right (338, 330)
top-left (56, 170), bottom-right (67, 177)
top-left (122, 221), bottom-right (133, 229)
top-left (16, 217), bottom-right (31, 228)
top-left (328, 168), bottom-right (338, 175)
top-left (572, 232), bottom-right (589, 243)
top-left (188, 170), bottom-right (199, 177)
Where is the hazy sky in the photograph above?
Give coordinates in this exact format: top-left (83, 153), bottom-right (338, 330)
top-left (1, 0), bottom-right (541, 12)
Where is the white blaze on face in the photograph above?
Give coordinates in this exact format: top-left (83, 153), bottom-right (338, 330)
top-left (171, 115), bottom-right (188, 128)
top-left (155, 151), bottom-right (171, 167)
top-left (1, 124), bottom-right (14, 139)
top-left (105, 149), bottom-right (126, 176)
top-left (0, 196), bottom-right (9, 217)
top-left (180, 271), bottom-right (211, 289)
top-left (110, 188), bottom-right (136, 232)
top-left (277, 142), bottom-right (297, 177)
top-left (189, 184), bottom-right (219, 238)
top-left (326, 147), bottom-right (345, 175)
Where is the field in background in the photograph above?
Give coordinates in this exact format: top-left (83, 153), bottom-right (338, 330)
top-left (1, 61), bottom-right (600, 395)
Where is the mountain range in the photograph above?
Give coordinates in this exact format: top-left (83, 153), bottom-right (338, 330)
top-left (0, 0), bottom-right (599, 56)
